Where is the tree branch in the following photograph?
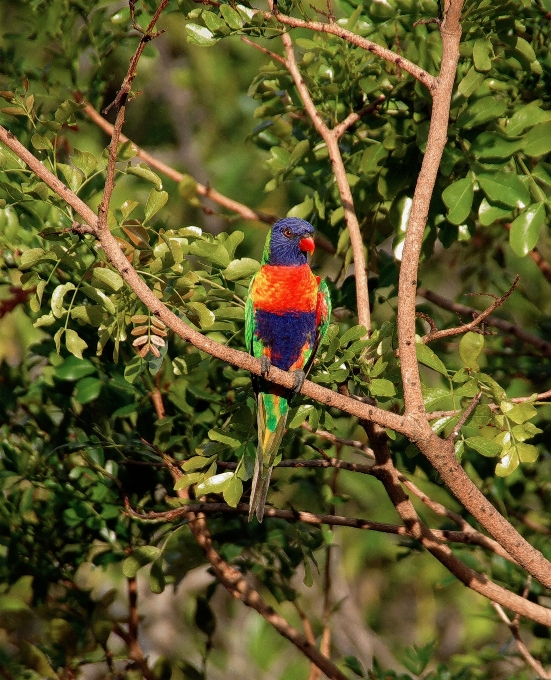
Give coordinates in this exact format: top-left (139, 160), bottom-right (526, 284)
top-left (418, 286), bottom-right (551, 357)
top-left (421, 276), bottom-right (519, 344)
top-left (264, 11), bottom-right (437, 92)
top-left (362, 421), bottom-right (551, 626)
top-left (0, 124), bottom-right (405, 437)
top-left (278, 25), bottom-right (371, 331)
top-left (492, 598), bottom-right (551, 679)
top-left (78, 99), bottom-right (276, 225)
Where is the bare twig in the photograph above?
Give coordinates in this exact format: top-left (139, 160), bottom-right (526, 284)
top-left (78, 99), bottom-right (276, 225)
top-left (446, 392), bottom-right (481, 442)
top-left (240, 35), bottom-right (287, 65)
top-left (418, 286), bottom-right (551, 357)
top-left (492, 600), bottom-right (551, 679)
top-left (333, 94), bottom-right (386, 139)
top-left (112, 622), bottom-right (156, 680)
top-left (421, 276), bottom-right (519, 344)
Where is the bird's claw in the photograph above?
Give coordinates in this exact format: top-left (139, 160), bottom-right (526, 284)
top-left (291, 369), bottom-right (306, 394)
top-left (260, 355), bottom-right (271, 378)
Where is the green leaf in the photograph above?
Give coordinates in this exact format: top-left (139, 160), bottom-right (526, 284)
top-left (126, 163), bottom-right (163, 190)
top-left (122, 546), bottom-right (162, 578)
top-left (505, 100), bottom-right (551, 136)
top-left (189, 240), bottom-right (230, 267)
top-left (72, 148), bottom-right (98, 176)
top-left (416, 343), bottom-right (448, 376)
top-left (360, 143), bottom-right (387, 178)
top-left (124, 355), bottom-right (145, 384)
top-left (516, 442), bottom-right (538, 463)
top-left (203, 10), bottom-right (227, 33)
top-left (288, 403), bottom-right (314, 428)
top-left (187, 301), bottom-right (215, 328)
top-left (208, 428), bottom-right (241, 448)
top-left (343, 655), bottom-right (365, 677)
top-left (473, 38), bottom-right (492, 72)
top-left (369, 378), bottom-right (396, 397)
top-left (456, 96), bottom-right (506, 129)
top-left (495, 448), bottom-right (519, 477)
top-left (92, 267), bottom-right (124, 292)
top-left (457, 67), bottom-right (485, 98)
top-left (51, 282), bottom-right (76, 318)
top-left (58, 163), bottom-right (82, 192)
top-left (20, 247), bottom-right (53, 268)
top-left (509, 202), bottom-right (545, 256)
top-left (477, 172), bottom-right (530, 209)
top-left (186, 23), bottom-right (218, 46)
top-left (54, 356), bottom-right (96, 381)
top-left (505, 402), bottom-right (537, 424)
top-left (465, 436), bottom-right (502, 457)
top-left (65, 329), bottom-right (88, 360)
top-left (31, 133), bottom-right (52, 151)
top-left (459, 332), bottom-right (484, 370)
top-left (340, 325), bottom-right (367, 346)
top-left (442, 175), bottom-right (474, 225)
top-left (478, 198), bottom-right (512, 226)
top-left (183, 456), bottom-right (216, 472)
top-left (524, 122), bottom-right (551, 158)
top-left (196, 471), bottom-right (234, 494)
top-left (223, 474), bottom-right (243, 507)
top-left (469, 133), bottom-right (523, 160)
top-left (220, 4), bottom-right (243, 28)
top-left (74, 376), bottom-right (102, 404)
top-left (149, 558), bottom-right (165, 594)
top-left (287, 195), bottom-right (314, 220)
top-left (144, 189), bottom-right (168, 223)
top-left (222, 258), bottom-right (260, 281)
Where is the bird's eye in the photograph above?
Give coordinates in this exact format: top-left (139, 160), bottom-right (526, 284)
top-left (283, 228), bottom-right (294, 238)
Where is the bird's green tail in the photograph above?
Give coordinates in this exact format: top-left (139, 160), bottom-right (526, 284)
top-left (249, 392), bottom-right (288, 522)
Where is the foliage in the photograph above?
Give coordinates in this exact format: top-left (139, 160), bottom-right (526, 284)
top-left (1, 0), bottom-right (551, 678)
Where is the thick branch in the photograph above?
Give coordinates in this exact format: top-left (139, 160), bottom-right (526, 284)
top-left (363, 422), bottom-right (551, 626)
top-left (0, 124), bottom-right (405, 437)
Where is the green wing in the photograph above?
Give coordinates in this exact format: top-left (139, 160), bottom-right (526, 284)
top-left (244, 274), bottom-right (256, 355)
top-left (302, 278), bottom-right (332, 378)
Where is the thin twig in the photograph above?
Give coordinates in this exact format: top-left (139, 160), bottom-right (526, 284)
top-left (492, 600), bottom-right (551, 679)
top-left (265, 10), bottom-right (436, 91)
top-left (78, 99), bottom-right (276, 225)
top-left (333, 94), bottom-right (386, 139)
top-left (112, 622), bottom-right (156, 680)
top-left (418, 286), bottom-right (551, 357)
top-left (240, 35), bottom-right (287, 65)
top-left (421, 276), bottom-right (519, 344)
top-left (446, 392), bottom-right (481, 442)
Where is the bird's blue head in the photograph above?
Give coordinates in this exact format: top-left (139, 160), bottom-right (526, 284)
top-left (262, 218), bottom-right (315, 266)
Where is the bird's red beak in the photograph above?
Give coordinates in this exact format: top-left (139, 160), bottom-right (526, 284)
top-left (299, 236), bottom-right (315, 254)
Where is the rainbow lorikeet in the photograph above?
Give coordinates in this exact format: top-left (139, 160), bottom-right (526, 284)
top-left (245, 218), bottom-right (331, 522)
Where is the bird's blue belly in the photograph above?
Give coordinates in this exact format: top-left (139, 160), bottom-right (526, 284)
top-left (254, 310), bottom-right (317, 371)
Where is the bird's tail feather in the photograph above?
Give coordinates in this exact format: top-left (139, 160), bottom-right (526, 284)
top-left (249, 393), bottom-right (288, 522)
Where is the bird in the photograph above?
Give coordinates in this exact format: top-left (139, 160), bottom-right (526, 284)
top-left (245, 217), bottom-right (331, 522)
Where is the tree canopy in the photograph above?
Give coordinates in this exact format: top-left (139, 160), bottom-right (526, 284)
top-left (1, 0), bottom-right (551, 678)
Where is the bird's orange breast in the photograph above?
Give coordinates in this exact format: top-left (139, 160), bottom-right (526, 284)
top-left (251, 264), bottom-right (318, 313)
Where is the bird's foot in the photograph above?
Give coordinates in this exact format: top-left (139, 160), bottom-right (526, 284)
top-left (260, 355), bottom-right (272, 378)
top-left (291, 369), bottom-right (306, 394)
